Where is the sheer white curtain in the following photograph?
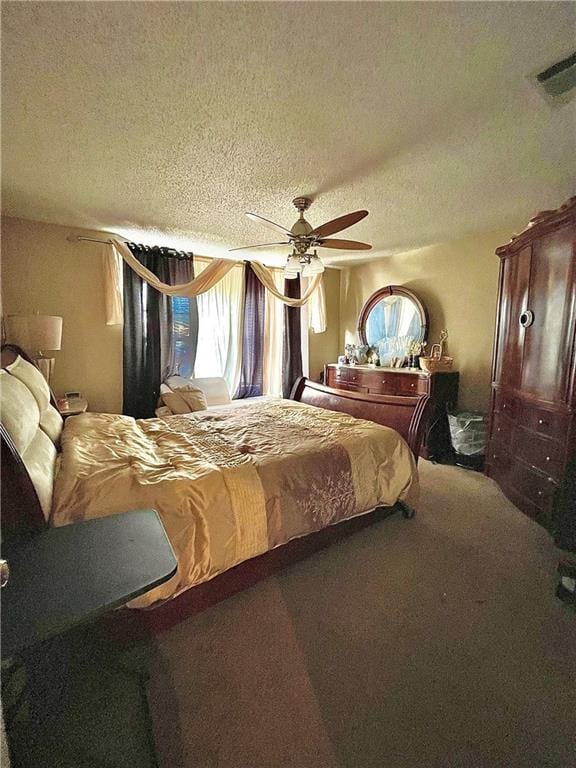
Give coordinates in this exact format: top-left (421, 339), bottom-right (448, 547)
top-left (308, 275), bottom-right (326, 334)
top-left (194, 259), bottom-right (245, 396)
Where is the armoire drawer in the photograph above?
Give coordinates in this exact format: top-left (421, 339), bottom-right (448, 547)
top-left (514, 430), bottom-right (564, 480)
top-left (489, 449), bottom-right (557, 513)
top-left (519, 404), bottom-right (566, 441)
top-left (491, 412), bottom-right (515, 449)
top-left (493, 391), bottom-right (518, 418)
top-left (513, 463), bottom-right (558, 511)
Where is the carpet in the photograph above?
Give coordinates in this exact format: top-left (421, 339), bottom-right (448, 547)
top-left (147, 460), bottom-right (576, 768)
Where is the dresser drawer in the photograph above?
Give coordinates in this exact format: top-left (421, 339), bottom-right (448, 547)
top-left (520, 404), bottom-right (566, 441)
top-left (337, 382), bottom-right (369, 393)
top-left (330, 368), bottom-right (360, 385)
top-left (369, 372), bottom-right (427, 396)
top-left (514, 430), bottom-right (564, 480)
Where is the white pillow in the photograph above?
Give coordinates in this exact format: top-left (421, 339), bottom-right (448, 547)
top-left (165, 375), bottom-right (231, 406)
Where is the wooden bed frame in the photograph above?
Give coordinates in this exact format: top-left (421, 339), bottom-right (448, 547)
top-left (1, 350), bottom-right (430, 636)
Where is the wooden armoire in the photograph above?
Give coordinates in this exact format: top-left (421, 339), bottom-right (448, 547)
top-left (486, 197), bottom-right (576, 524)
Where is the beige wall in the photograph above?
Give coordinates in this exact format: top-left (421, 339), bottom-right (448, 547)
top-left (1, 217), bottom-right (519, 414)
top-left (1, 217), bottom-right (123, 412)
top-left (1, 216), bottom-right (341, 409)
top-left (339, 228), bottom-right (520, 412)
top-left (308, 267), bottom-right (341, 383)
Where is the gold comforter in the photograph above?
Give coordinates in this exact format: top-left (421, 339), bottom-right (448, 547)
top-left (52, 399), bottom-right (418, 608)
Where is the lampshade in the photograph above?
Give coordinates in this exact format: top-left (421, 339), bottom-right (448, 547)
top-left (284, 253), bottom-right (302, 280)
top-left (6, 314), bottom-right (63, 354)
top-left (302, 256), bottom-right (325, 278)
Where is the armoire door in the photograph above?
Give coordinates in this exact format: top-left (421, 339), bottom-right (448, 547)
top-left (521, 227), bottom-right (576, 403)
top-left (494, 246), bottom-right (532, 389)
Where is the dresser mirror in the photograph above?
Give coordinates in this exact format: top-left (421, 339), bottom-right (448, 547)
top-left (357, 285), bottom-right (428, 366)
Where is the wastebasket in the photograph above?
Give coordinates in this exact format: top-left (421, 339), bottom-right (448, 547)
top-left (448, 411), bottom-right (486, 471)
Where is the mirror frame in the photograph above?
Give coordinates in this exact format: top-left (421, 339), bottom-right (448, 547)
top-left (357, 285), bottom-right (428, 348)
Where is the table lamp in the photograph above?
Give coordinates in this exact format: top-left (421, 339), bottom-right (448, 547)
top-left (5, 313), bottom-right (63, 384)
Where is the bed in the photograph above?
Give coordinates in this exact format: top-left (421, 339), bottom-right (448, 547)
top-left (1, 348), bottom-right (430, 634)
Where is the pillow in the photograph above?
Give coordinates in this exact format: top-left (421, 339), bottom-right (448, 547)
top-left (5, 355), bottom-right (63, 444)
top-left (165, 375), bottom-right (231, 406)
top-left (192, 377), bottom-right (231, 406)
top-left (178, 387), bottom-right (208, 412)
top-left (161, 390), bottom-right (193, 415)
top-left (161, 385), bottom-right (208, 414)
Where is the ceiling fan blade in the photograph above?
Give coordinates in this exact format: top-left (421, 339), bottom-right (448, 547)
top-left (246, 212), bottom-right (293, 237)
top-left (310, 210), bottom-right (368, 238)
top-left (228, 241), bottom-right (290, 252)
top-left (317, 238), bottom-right (372, 251)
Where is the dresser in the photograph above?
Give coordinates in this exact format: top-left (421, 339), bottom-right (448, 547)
top-left (324, 364), bottom-right (459, 461)
top-left (485, 197), bottom-right (576, 524)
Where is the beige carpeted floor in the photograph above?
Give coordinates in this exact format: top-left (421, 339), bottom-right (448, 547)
top-left (147, 461), bottom-right (576, 768)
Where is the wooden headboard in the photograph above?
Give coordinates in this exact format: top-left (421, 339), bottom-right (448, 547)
top-left (290, 377), bottom-right (430, 462)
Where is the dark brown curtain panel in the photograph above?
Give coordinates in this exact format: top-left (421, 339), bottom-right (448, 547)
top-left (235, 262), bottom-right (265, 398)
top-left (282, 276), bottom-right (303, 398)
top-left (122, 246), bottom-right (197, 418)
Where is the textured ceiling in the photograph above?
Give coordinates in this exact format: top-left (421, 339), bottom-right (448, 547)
top-left (2, 2), bottom-right (575, 266)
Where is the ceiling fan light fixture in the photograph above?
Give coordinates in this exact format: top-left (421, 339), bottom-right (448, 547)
top-left (302, 254), bottom-right (325, 277)
top-left (284, 252), bottom-right (301, 279)
top-left (237, 197), bottom-right (371, 276)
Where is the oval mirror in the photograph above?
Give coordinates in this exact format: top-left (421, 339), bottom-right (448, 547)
top-left (357, 286), bottom-right (428, 365)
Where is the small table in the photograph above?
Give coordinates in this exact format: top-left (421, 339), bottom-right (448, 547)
top-left (1, 509), bottom-right (177, 659)
top-left (1, 510), bottom-right (177, 767)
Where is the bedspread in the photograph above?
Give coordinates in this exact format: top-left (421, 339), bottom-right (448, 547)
top-left (52, 399), bottom-right (418, 608)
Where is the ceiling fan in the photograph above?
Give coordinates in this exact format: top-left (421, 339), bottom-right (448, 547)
top-left (229, 197), bottom-right (371, 278)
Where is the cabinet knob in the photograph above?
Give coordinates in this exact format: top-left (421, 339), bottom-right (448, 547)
top-left (538, 418), bottom-right (546, 426)
top-left (503, 404), bottom-right (507, 409)
top-left (519, 309), bottom-right (535, 328)
top-left (537, 491), bottom-right (543, 497)
top-left (546, 456), bottom-right (551, 462)
top-left (410, 382), bottom-right (415, 388)
top-left (497, 427), bottom-right (501, 432)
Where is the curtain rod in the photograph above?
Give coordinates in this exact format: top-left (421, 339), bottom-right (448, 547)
top-left (73, 236), bottom-right (114, 244)
top-left (71, 236), bottom-right (282, 269)
top-left (71, 236), bottom-right (193, 259)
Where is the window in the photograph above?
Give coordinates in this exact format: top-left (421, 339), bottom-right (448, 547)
top-left (171, 296), bottom-right (195, 378)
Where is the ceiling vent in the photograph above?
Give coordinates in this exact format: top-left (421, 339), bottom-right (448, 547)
top-left (533, 52), bottom-right (576, 105)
